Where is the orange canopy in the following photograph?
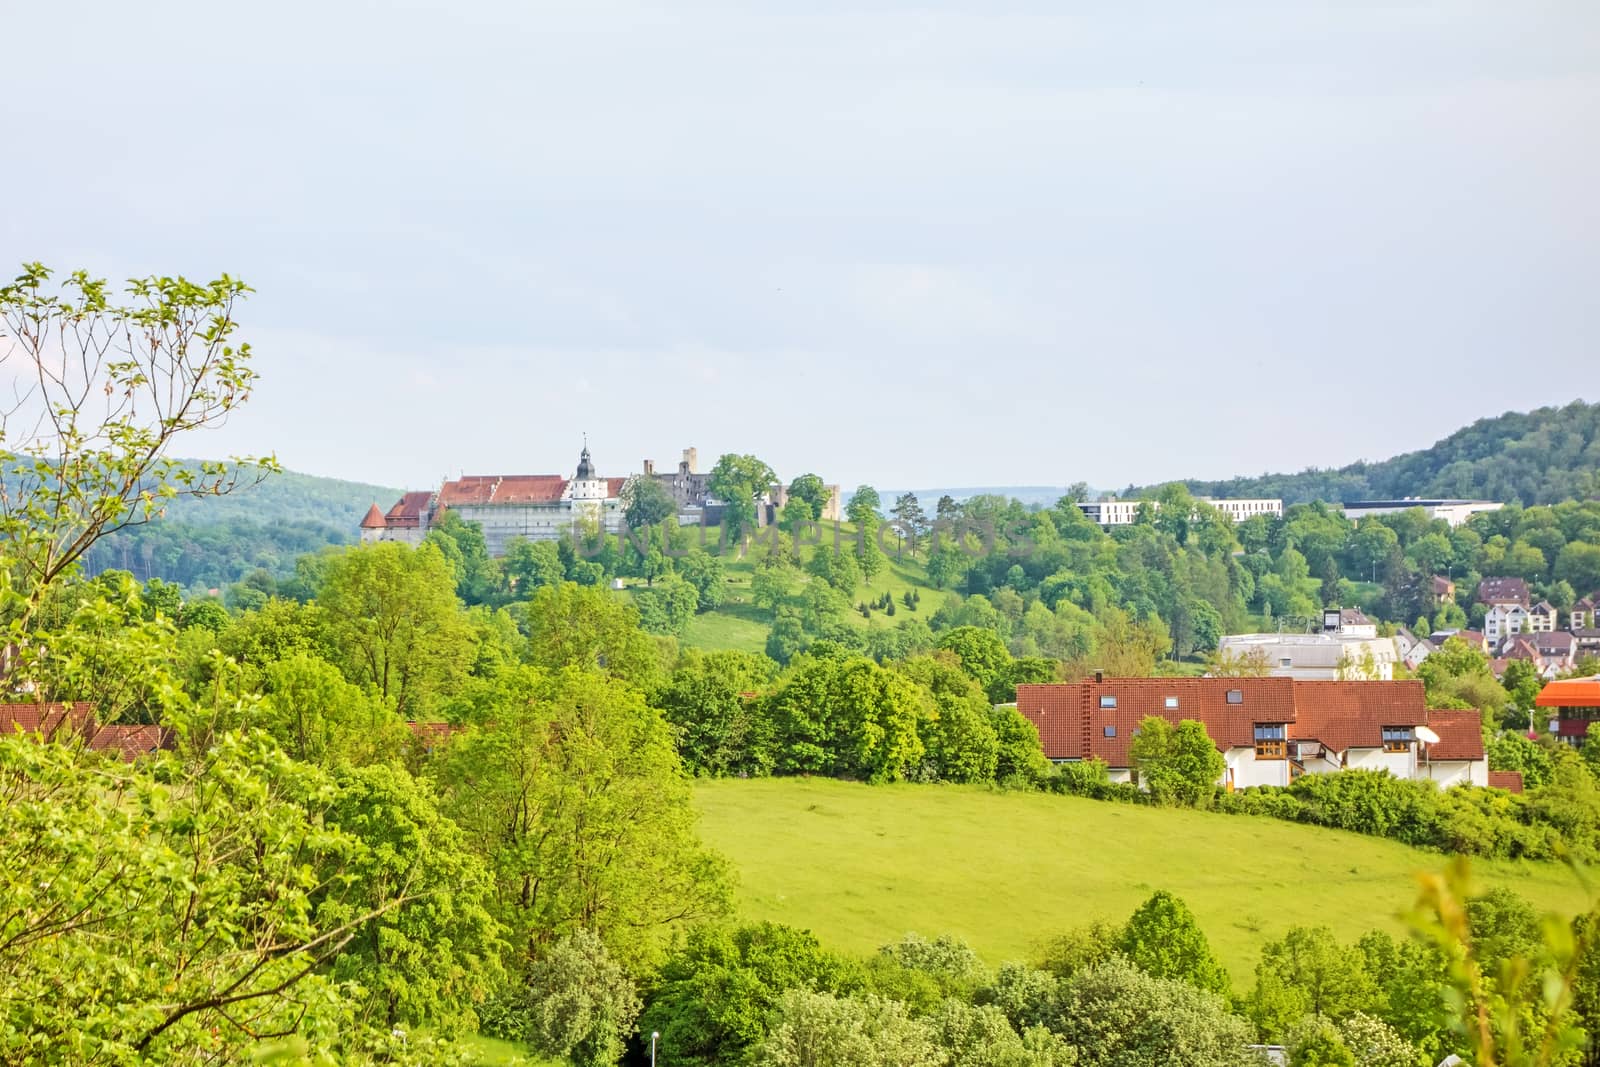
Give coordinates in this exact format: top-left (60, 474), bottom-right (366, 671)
top-left (1535, 676), bottom-right (1600, 707)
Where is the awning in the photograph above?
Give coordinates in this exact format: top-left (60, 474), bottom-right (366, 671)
top-left (1535, 676), bottom-right (1600, 708)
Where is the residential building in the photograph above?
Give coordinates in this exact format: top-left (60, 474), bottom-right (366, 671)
top-left (1075, 497), bottom-right (1282, 527)
top-left (1485, 603), bottom-right (1531, 648)
top-left (1571, 597), bottom-right (1596, 631)
top-left (1529, 601), bottom-right (1559, 633)
top-left (1431, 575), bottom-right (1457, 605)
top-left (1015, 677), bottom-right (1484, 790)
top-left (362, 444), bottom-right (628, 556)
top-left (1395, 627), bottom-right (1433, 671)
top-left (1478, 577), bottom-right (1532, 608)
top-left (1422, 709), bottom-right (1493, 789)
top-left (1537, 676), bottom-right (1600, 747)
top-left (1339, 499), bottom-right (1504, 527)
top-left (1216, 608), bottom-right (1395, 680)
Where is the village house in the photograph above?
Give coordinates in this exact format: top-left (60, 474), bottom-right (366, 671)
top-left (1537, 676), bottom-right (1600, 748)
top-left (0, 703), bottom-right (170, 762)
top-left (1530, 601), bottom-right (1559, 633)
top-left (1572, 597), bottom-right (1596, 631)
top-left (1216, 608), bottom-right (1399, 681)
top-left (1015, 676), bottom-right (1488, 791)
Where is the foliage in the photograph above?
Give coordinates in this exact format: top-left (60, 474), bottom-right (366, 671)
top-left (750, 990), bottom-right (943, 1067)
top-left (652, 649), bottom-right (780, 777)
top-left (1127, 717), bottom-right (1225, 808)
top-left (523, 930), bottom-right (641, 1067)
top-left (1051, 956), bottom-right (1255, 1067)
top-left (639, 922), bottom-right (861, 1067)
top-left (434, 667), bottom-right (733, 971)
top-left (0, 264), bottom-right (275, 626)
top-left (1247, 927), bottom-right (1377, 1041)
top-left (1115, 891), bottom-right (1231, 995)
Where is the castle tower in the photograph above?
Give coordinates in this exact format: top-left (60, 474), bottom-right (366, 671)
top-left (569, 441), bottom-right (607, 525)
top-left (359, 502), bottom-right (387, 544)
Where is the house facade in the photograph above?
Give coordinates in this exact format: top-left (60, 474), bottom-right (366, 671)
top-left (1015, 677), bottom-right (1486, 791)
top-left (1075, 497), bottom-right (1282, 527)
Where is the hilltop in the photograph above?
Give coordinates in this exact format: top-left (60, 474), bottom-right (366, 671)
top-left (1143, 399), bottom-right (1599, 506)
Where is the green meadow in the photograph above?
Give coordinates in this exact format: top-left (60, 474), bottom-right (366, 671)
top-left (693, 776), bottom-right (1593, 982)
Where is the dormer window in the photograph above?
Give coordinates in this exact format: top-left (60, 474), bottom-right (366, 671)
top-left (1382, 726), bottom-right (1414, 753)
top-left (1226, 689), bottom-right (1244, 705)
top-left (1254, 723), bottom-right (1286, 759)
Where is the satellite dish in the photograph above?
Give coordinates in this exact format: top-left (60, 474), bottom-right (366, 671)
top-left (1416, 726), bottom-right (1441, 745)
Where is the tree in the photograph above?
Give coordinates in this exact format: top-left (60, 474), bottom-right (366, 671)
top-left (320, 762), bottom-right (505, 1034)
top-left (1127, 718), bottom-right (1224, 808)
top-left (787, 473), bottom-right (831, 522)
top-left (521, 582), bottom-right (664, 689)
top-left (652, 649), bottom-right (778, 776)
top-left (0, 729), bottom-right (463, 1063)
top-left (891, 493), bottom-right (929, 555)
top-left (0, 264), bottom-right (275, 626)
top-left (425, 509), bottom-right (498, 605)
top-left (260, 650), bottom-right (411, 766)
top-left (1055, 956), bottom-right (1252, 1067)
top-left (1286, 1019), bottom-right (1355, 1067)
top-left (764, 655), bottom-right (926, 782)
top-left (502, 537), bottom-right (566, 597)
top-left (1556, 542), bottom-right (1600, 597)
top-left (639, 922), bottom-right (859, 1067)
top-left (524, 930), bottom-right (641, 1067)
top-left (929, 999), bottom-right (1075, 1067)
top-left (751, 990), bottom-right (942, 1067)
top-left (635, 574), bottom-right (700, 637)
top-left (1115, 891), bottom-right (1230, 995)
top-left (623, 474), bottom-right (677, 532)
top-left (893, 654), bottom-right (1000, 782)
top-left (317, 541), bottom-right (474, 718)
top-left (708, 453), bottom-right (776, 543)
top-left (937, 626), bottom-right (1014, 703)
top-left (677, 551), bottom-right (727, 611)
top-left (848, 486), bottom-right (886, 581)
top-left (1248, 927), bottom-right (1377, 1041)
top-left (436, 667), bottom-right (732, 971)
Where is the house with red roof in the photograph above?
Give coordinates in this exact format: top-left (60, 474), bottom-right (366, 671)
top-left (0, 704), bottom-right (171, 762)
top-left (362, 444), bottom-right (629, 556)
top-left (1016, 677), bottom-right (1486, 790)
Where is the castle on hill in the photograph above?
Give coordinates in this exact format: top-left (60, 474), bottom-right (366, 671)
top-left (361, 444), bottom-right (842, 556)
top-left (361, 444), bottom-right (627, 556)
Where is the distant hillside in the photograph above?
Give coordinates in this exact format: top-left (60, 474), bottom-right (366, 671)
top-left (1143, 400), bottom-right (1599, 506)
top-left (158, 464), bottom-right (401, 528)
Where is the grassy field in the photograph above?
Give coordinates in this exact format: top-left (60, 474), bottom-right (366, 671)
top-left (693, 777), bottom-right (1593, 982)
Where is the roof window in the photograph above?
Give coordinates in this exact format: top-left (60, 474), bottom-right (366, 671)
top-left (1226, 689), bottom-right (1244, 704)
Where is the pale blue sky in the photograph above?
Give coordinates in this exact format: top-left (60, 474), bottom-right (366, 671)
top-left (2, 1), bottom-right (1595, 491)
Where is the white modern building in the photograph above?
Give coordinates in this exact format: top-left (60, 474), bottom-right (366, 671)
top-left (1217, 608), bottom-right (1397, 680)
top-left (1076, 497), bottom-right (1283, 527)
top-left (1338, 499), bottom-right (1504, 527)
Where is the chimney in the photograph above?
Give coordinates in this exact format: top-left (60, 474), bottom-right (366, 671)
top-left (1094, 669), bottom-right (1104, 684)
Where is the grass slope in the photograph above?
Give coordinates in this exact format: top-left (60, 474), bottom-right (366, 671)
top-left (694, 777), bottom-right (1591, 982)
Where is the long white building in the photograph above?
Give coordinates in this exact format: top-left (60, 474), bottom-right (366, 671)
top-left (1076, 497), bottom-right (1283, 527)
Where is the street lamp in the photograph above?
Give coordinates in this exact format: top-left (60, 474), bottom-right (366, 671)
top-left (651, 1030), bottom-right (660, 1067)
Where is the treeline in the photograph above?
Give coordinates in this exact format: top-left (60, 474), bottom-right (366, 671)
top-left (1159, 399), bottom-right (1600, 506)
top-left (82, 517), bottom-right (351, 590)
top-left (634, 878), bottom-right (1600, 1067)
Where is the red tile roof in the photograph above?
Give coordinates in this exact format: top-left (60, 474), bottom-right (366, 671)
top-left (1424, 709), bottom-right (1484, 761)
top-left (1017, 678), bottom-right (1430, 765)
top-left (88, 724), bottom-right (171, 762)
top-left (384, 490), bottom-right (436, 528)
top-left (0, 703), bottom-right (96, 741)
top-left (0, 705), bottom-right (168, 761)
top-left (606, 477), bottom-right (628, 497)
top-left (1488, 770), bottom-right (1525, 794)
top-left (1478, 577), bottom-right (1530, 606)
top-left (360, 502), bottom-right (387, 529)
top-left (437, 475), bottom-right (570, 506)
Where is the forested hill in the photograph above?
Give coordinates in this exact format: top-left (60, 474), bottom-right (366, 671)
top-left (1146, 400), bottom-right (1599, 506)
top-left (158, 464), bottom-right (401, 527)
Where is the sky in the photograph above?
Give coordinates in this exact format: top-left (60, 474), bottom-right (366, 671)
top-left (2, 1), bottom-right (1596, 492)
